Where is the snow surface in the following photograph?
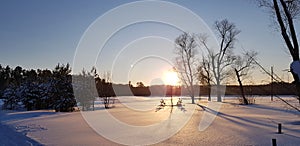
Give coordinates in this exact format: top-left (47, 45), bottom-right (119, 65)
top-left (0, 96), bottom-right (299, 145)
top-left (0, 99), bottom-right (3, 108)
top-left (291, 61), bottom-right (300, 81)
top-left (0, 123), bottom-right (41, 146)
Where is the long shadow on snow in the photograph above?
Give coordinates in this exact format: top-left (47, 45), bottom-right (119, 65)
top-left (0, 123), bottom-right (42, 146)
top-left (200, 104), bottom-right (300, 135)
top-left (0, 110), bottom-right (58, 122)
top-left (248, 103), bottom-right (300, 115)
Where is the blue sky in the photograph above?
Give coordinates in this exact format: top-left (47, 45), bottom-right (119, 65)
top-left (0, 0), bottom-right (297, 85)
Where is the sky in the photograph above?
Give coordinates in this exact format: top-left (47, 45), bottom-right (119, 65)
top-left (0, 0), bottom-right (298, 86)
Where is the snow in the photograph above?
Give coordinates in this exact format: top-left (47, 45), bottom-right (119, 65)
top-left (0, 99), bottom-right (3, 108)
top-left (0, 96), bottom-right (299, 145)
top-left (0, 123), bottom-right (41, 146)
top-left (157, 97), bottom-right (300, 146)
top-left (291, 61), bottom-right (300, 81)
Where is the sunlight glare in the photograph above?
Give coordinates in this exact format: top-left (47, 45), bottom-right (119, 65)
top-left (164, 71), bottom-right (179, 85)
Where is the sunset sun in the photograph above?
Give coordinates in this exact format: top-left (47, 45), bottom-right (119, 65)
top-left (164, 71), bottom-right (179, 85)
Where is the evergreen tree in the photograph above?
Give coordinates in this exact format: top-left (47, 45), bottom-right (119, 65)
top-left (50, 64), bottom-right (76, 112)
top-left (2, 84), bottom-right (21, 110)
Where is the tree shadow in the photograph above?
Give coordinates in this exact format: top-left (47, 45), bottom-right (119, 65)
top-left (284, 133), bottom-right (300, 139)
top-left (248, 104), bottom-right (300, 115)
top-left (155, 105), bottom-right (165, 112)
top-left (196, 103), bottom-right (206, 111)
top-left (0, 111), bottom-right (58, 123)
top-left (222, 101), bottom-right (240, 106)
top-left (177, 105), bottom-right (187, 112)
top-left (202, 104), bottom-right (300, 135)
top-left (155, 104), bottom-right (187, 113)
top-left (16, 123), bottom-right (47, 134)
top-left (286, 121), bottom-right (300, 125)
top-left (0, 123), bottom-right (43, 146)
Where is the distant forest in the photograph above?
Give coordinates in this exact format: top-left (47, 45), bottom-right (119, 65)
top-left (120, 82), bottom-right (298, 97)
top-left (0, 64), bottom-right (298, 112)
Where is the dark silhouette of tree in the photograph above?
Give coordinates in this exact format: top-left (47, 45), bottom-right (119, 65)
top-left (21, 69), bottom-right (40, 110)
top-left (199, 19), bottom-right (240, 102)
top-left (96, 79), bottom-right (112, 109)
top-left (1, 63), bottom-right (76, 111)
top-left (11, 66), bottom-right (24, 86)
top-left (37, 68), bottom-right (53, 109)
top-left (198, 57), bottom-right (212, 101)
top-left (259, 0), bottom-right (300, 102)
top-left (232, 51), bottom-right (258, 105)
top-left (37, 69), bottom-right (52, 82)
top-left (0, 65), bottom-right (11, 97)
top-left (175, 32), bottom-right (198, 104)
top-left (50, 63), bottom-right (76, 112)
top-left (95, 71), bottom-right (115, 109)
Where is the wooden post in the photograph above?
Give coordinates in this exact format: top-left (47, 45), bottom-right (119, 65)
top-left (170, 85), bottom-right (173, 107)
top-left (93, 99), bottom-right (95, 111)
top-left (271, 66), bottom-right (274, 101)
top-left (278, 123), bottom-right (282, 134)
top-left (272, 139), bottom-right (277, 146)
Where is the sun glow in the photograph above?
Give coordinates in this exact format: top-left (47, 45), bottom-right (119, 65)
top-left (163, 71), bottom-right (179, 85)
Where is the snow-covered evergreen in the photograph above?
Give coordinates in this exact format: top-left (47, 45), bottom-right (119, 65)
top-left (1, 64), bottom-right (76, 112)
top-left (2, 85), bottom-right (20, 110)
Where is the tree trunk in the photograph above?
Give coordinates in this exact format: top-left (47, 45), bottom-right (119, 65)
top-left (93, 100), bottom-right (95, 111)
top-left (208, 84), bottom-right (211, 101)
top-left (235, 68), bottom-right (248, 105)
top-left (191, 95), bottom-right (195, 104)
top-left (273, 0), bottom-right (300, 104)
top-left (191, 84), bottom-right (195, 104)
top-left (296, 83), bottom-right (300, 104)
top-left (291, 70), bottom-right (300, 103)
top-left (216, 80), bottom-right (222, 102)
top-left (171, 86), bottom-right (174, 106)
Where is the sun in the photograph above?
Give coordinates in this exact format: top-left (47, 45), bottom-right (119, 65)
top-left (163, 71), bottom-right (179, 85)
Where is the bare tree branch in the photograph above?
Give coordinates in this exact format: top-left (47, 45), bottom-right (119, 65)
top-left (174, 32), bottom-right (198, 104)
top-left (198, 19), bottom-right (240, 102)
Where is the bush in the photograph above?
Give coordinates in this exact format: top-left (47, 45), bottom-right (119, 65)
top-left (237, 96), bottom-right (256, 104)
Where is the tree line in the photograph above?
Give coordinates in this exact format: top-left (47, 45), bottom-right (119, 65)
top-left (0, 64), bottom-right (117, 111)
top-left (0, 63), bottom-right (297, 112)
top-left (0, 64), bottom-right (76, 111)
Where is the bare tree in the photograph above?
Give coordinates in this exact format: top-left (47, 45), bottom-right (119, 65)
top-left (232, 51), bottom-right (258, 105)
top-left (259, 0), bottom-right (300, 102)
top-left (199, 19), bottom-right (240, 102)
top-left (258, 0), bottom-right (299, 60)
top-left (96, 71), bottom-right (114, 109)
top-left (174, 32), bottom-right (198, 104)
top-left (198, 57), bottom-right (212, 101)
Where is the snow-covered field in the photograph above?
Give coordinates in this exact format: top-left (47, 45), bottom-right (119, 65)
top-left (0, 96), bottom-right (300, 145)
